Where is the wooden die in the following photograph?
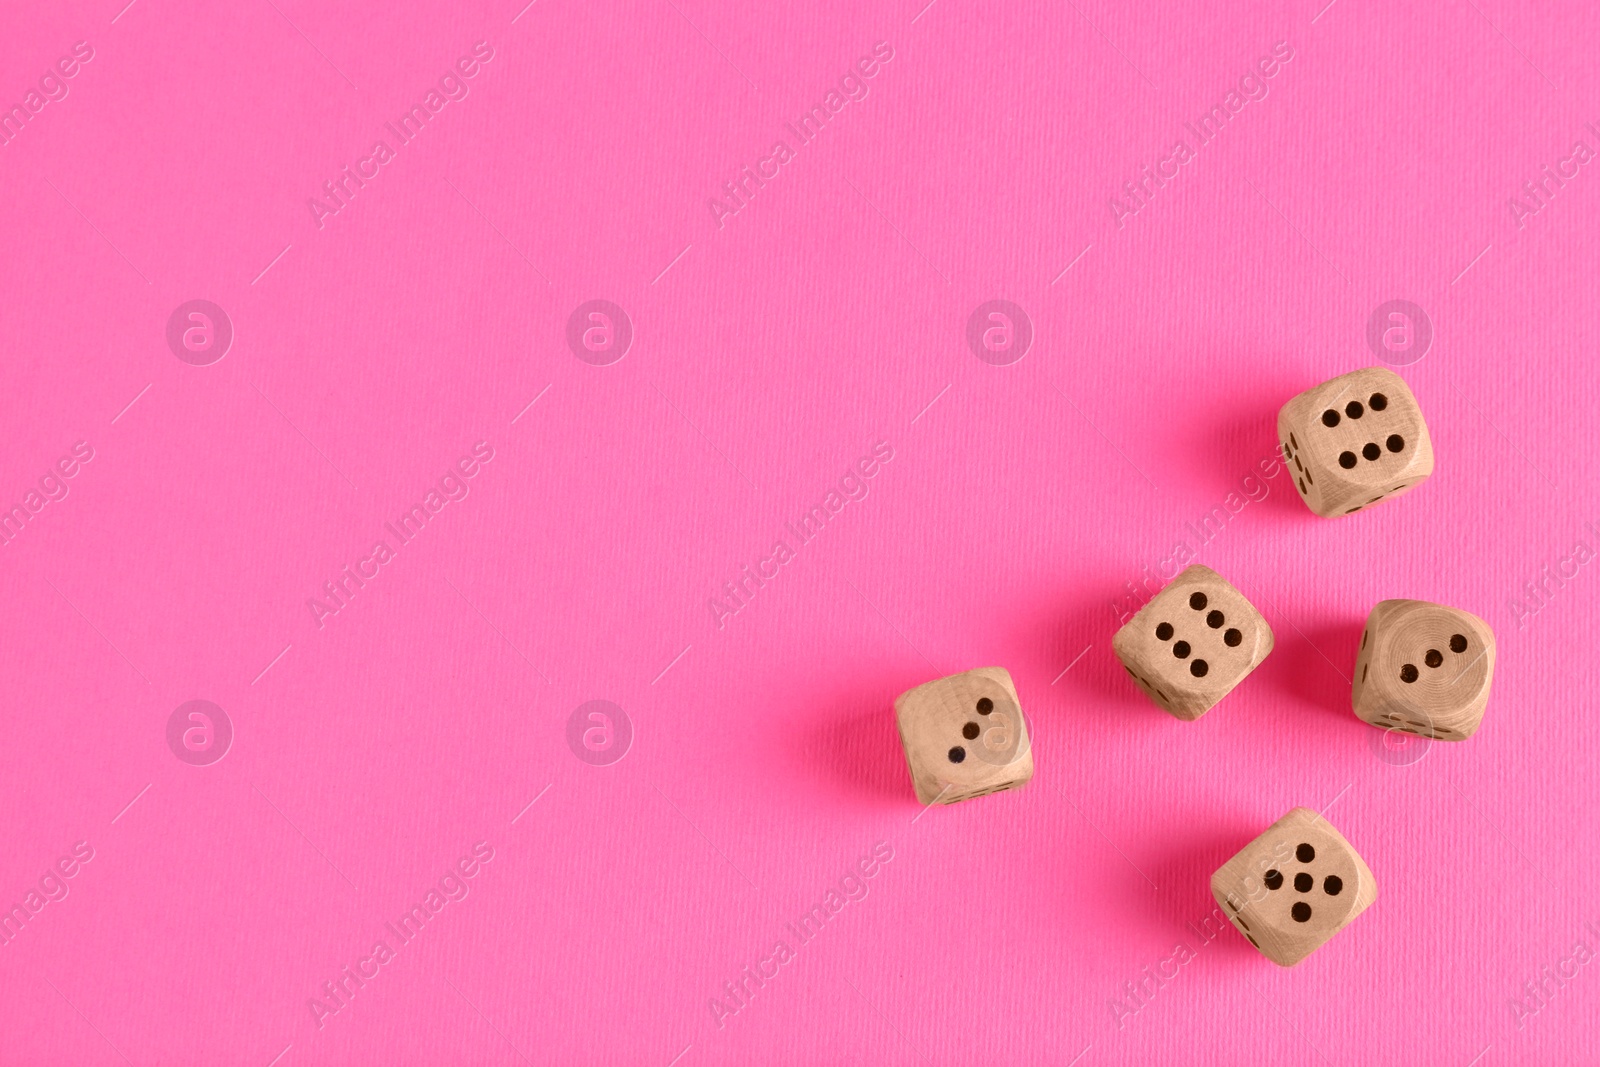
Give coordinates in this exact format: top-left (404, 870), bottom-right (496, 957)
top-left (1211, 807), bottom-right (1377, 967)
top-left (1278, 367), bottom-right (1434, 517)
top-left (894, 668), bottom-right (1033, 805)
top-left (1352, 599), bottom-right (1496, 740)
top-left (1112, 565), bottom-right (1273, 720)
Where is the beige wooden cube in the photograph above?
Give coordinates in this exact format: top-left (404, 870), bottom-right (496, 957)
top-left (1278, 367), bottom-right (1434, 517)
top-left (1211, 807), bottom-right (1377, 966)
top-left (1112, 565), bottom-right (1273, 721)
top-left (1352, 599), bottom-right (1495, 740)
top-left (894, 668), bottom-right (1033, 805)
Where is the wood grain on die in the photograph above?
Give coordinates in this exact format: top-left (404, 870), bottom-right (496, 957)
top-left (1112, 565), bottom-right (1273, 720)
top-left (894, 667), bottom-right (1033, 805)
top-left (1351, 599), bottom-right (1496, 740)
top-left (1210, 807), bottom-right (1377, 967)
top-left (1278, 367), bottom-right (1434, 517)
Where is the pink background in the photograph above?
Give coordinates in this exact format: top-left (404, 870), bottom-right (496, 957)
top-left (3, 0), bottom-right (1598, 1063)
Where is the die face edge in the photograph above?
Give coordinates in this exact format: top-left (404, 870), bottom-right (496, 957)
top-left (893, 674), bottom-right (943, 806)
top-left (892, 666), bottom-right (1020, 718)
top-left (965, 746), bottom-right (1035, 802)
top-left (892, 701), bottom-right (931, 803)
top-left (1350, 601), bottom-right (1386, 719)
top-left (1277, 399), bottom-right (1329, 515)
top-left (1211, 851), bottom-right (1313, 966)
top-left (1113, 623), bottom-right (1205, 719)
top-left (1209, 879), bottom-right (1273, 959)
top-left (968, 665), bottom-right (1019, 695)
top-left (1114, 624), bottom-right (1211, 720)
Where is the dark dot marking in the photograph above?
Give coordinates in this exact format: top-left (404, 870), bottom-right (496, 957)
top-left (1346, 506), bottom-right (1362, 513)
top-left (1369, 393), bottom-right (1388, 411)
top-left (1297, 478), bottom-right (1306, 495)
top-left (1405, 720), bottom-right (1428, 729)
top-left (1346, 401), bottom-right (1364, 419)
top-left (1361, 664), bottom-right (1368, 683)
top-left (1123, 665), bottom-right (1134, 676)
top-left (1296, 843), bottom-right (1315, 862)
top-left (1173, 641), bottom-right (1191, 659)
top-left (976, 698), bottom-right (993, 715)
top-left (1294, 872), bottom-right (1313, 892)
top-left (1324, 875), bottom-right (1343, 895)
top-left (1290, 432), bottom-right (1300, 450)
top-left (1339, 451), bottom-right (1358, 469)
top-left (1246, 932), bottom-right (1260, 947)
top-left (1189, 592), bottom-right (1208, 610)
top-left (1224, 629), bottom-right (1242, 647)
top-left (1401, 664), bottom-right (1418, 683)
top-left (1292, 902), bottom-right (1312, 923)
top-left (1294, 454), bottom-right (1304, 472)
top-left (962, 722), bottom-right (979, 740)
top-left (1361, 630), bottom-right (1368, 649)
top-left (1304, 468), bottom-right (1313, 485)
top-left (1386, 434), bottom-right (1404, 453)
top-left (948, 746), bottom-right (966, 763)
top-left (1156, 622), bottom-right (1174, 641)
top-left (1190, 660), bottom-right (1209, 677)
top-left (1264, 869), bottom-right (1283, 890)
top-left (1321, 410), bottom-right (1340, 427)
top-left (1425, 649), bottom-right (1443, 668)
top-left (1362, 442), bottom-right (1381, 461)
top-left (1450, 634), bottom-right (1468, 654)
top-left (1206, 610), bottom-right (1225, 628)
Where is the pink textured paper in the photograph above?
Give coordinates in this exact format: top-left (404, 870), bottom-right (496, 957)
top-left (3, 0), bottom-right (1599, 1063)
